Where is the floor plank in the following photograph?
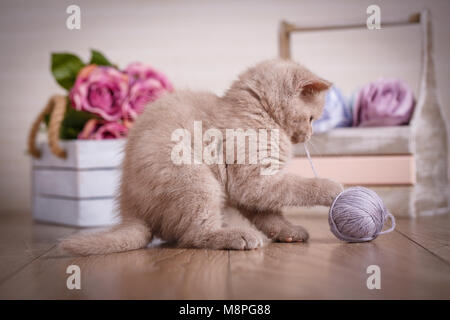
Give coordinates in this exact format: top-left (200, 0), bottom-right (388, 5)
top-left (0, 214), bottom-right (76, 284)
top-left (229, 215), bottom-right (450, 299)
top-left (0, 213), bottom-right (449, 299)
top-left (395, 215), bottom-right (450, 263)
top-left (0, 242), bottom-right (229, 299)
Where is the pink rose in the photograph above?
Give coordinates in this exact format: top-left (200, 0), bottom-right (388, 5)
top-left (94, 122), bottom-right (128, 139)
top-left (78, 119), bottom-right (128, 140)
top-left (353, 78), bottom-right (415, 127)
top-left (70, 65), bottom-right (129, 121)
top-left (123, 62), bottom-right (173, 120)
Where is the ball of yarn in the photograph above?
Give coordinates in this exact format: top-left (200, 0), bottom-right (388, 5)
top-left (313, 86), bottom-right (352, 133)
top-left (328, 186), bottom-right (396, 242)
top-left (352, 78), bottom-right (415, 127)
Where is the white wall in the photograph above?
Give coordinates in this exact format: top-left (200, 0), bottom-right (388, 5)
top-left (0, 0), bottom-right (449, 213)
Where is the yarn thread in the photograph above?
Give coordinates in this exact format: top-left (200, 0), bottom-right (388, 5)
top-left (304, 143), bottom-right (318, 177)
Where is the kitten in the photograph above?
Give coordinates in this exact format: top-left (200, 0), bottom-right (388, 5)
top-left (60, 59), bottom-right (343, 255)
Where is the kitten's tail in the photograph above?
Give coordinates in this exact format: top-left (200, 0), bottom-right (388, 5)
top-left (59, 219), bottom-right (152, 256)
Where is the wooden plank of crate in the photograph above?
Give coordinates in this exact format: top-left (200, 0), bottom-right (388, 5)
top-left (33, 168), bottom-right (120, 198)
top-left (32, 196), bottom-right (119, 227)
top-left (286, 155), bottom-right (415, 185)
top-left (32, 139), bottom-right (125, 169)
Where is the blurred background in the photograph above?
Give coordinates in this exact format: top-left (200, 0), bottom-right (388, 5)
top-left (0, 0), bottom-right (449, 214)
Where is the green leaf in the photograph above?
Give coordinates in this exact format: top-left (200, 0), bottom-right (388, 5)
top-left (89, 49), bottom-right (113, 67)
top-left (60, 126), bottom-right (81, 140)
top-left (63, 105), bottom-right (98, 130)
top-left (44, 113), bottom-right (50, 127)
top-left (60, 101), bottom-right (100, 139)
top-left (51, 53), bottom-right (85, 90)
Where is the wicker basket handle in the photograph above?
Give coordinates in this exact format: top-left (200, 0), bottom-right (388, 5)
top-left (27, 94), bottom-right (67, 159)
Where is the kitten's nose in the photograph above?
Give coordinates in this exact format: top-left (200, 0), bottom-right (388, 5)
top-left (292, 132), bottom-right (310, 143)
top-left (300, 130), bottom-right (311, 139)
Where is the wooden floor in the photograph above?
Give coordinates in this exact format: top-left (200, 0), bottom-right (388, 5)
top-left (0, 212), bottom-right (448, 299)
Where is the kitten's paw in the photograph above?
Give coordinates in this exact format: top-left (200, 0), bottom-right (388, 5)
top-left (271, 224), bottom-right (309, 243)
top-left (221, 228), bottom-right (264, 250)
top-left (314, 178), bottom-right (344, 206)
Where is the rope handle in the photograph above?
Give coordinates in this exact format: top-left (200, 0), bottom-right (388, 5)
top-left (27, 94), bottom-right (67, 159)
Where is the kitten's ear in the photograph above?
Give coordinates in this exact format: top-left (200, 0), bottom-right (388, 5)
top-left (301, 78), bottom-right (332, 95)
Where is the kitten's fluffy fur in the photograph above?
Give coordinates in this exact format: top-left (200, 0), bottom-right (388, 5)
top-left (61, 59), bottom-right (343, 255)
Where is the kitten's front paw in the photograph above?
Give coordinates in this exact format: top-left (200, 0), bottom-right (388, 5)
top-left (271, 224), bottom-right (309, 243)
top-left (219, 228), bottom-right (265, 250)
top-left (314, 178), bottom-right (344, 206)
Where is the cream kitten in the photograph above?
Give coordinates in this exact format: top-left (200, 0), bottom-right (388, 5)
top-left (61, 59), bottom-right (343, 255)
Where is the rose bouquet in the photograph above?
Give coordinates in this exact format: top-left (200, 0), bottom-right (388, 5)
top-left (48, 49), bottom-right (173, 140)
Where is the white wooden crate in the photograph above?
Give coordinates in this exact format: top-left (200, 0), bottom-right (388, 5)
top-left (32, 139), bottom-right (125, 227)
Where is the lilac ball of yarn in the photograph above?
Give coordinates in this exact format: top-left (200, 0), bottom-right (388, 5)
top-left (328, 187), bottom-right (396, 242)
top-left (313, 86), bottom-right (352, 133)
top-left (352, 78), bottom-right (415, 127)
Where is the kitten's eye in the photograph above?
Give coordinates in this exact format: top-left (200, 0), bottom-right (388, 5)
top-left (302, 88), bottom-right (314, 97)
top-left (309, 116), bottom-right (314, 123)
